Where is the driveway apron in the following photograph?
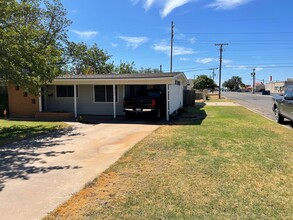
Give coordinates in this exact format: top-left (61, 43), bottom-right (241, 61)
top-left (0, 122), bottom-right (159, 220)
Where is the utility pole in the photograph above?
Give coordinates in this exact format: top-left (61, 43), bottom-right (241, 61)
top-left (160, 65), bottom-right (162, 73)
top-left (170, 21), bottom-right (174, 73)
top-left (215, 43), bottom-right (228, 99)
top-left (251, 68), bottom-right (256, 94)
top-left (209, 67), bottom-right (218, 82)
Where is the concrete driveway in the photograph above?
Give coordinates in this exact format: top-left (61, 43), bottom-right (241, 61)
top-left (0, 122), bottom-right (159, 220)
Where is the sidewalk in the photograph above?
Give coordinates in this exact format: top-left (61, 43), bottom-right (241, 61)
top-left (204, 102), bottom-right (240, 106)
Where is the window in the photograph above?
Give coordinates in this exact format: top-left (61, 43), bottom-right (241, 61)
top-left (285, 87), bottom-right (293, 98)
top-left (94, 85), bottom-right (118, 102)
top-left (56, 85), bottom-right (78, 98)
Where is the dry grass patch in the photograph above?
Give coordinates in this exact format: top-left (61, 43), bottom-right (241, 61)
top-left (45, 106), bottom-right (293, 220)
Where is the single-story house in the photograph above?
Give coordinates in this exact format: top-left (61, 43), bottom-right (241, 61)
top-left (8, 72), bottom-right (188, 121)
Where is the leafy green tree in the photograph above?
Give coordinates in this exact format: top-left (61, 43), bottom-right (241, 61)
top-left (138, 67), bottom-right (161, 74)
top-left (222, 76), bottom-right (244, 91)
top-left (66, 42), bottom-right (114, 74)
top-left (114, 61), bottom-right (137, 74)
top-left (0, 0), bottom-right (71, 95)
top-left (193, 75), bottom-right (217, 90)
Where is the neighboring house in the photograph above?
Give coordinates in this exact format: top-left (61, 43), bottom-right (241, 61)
top-left (255, 82), bottom-right (265, 92)
top-left (187, 79), bottom-right (194, 90)
top-left (8, 72), bottom-right (188, 121)
top-left (265, 78), bottom-right (293, 94)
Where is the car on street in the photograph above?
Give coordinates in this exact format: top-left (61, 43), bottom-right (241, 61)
top-left (272, 85), bottom-right (293, 123)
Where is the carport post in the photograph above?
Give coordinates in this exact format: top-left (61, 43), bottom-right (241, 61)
top-left (38, 88), bottom-right (42, 112)
top-left (113, 84), bottom-right (116, 119)
top-left (166, 84), bottom-right (169, 121)
top-left (74, 84), bottom-right (77, 118)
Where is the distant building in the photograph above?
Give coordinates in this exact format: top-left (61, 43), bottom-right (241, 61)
top-left (265, 78), bottom-right (293, 94)
top-left (245, 82), bottom-right (265, 92)
top-left (187, 79), bottom-right (194, 90)
top-left (255, 82), bottom-right (265, 92)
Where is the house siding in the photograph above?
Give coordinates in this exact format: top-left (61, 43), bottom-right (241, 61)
top-left (46, 85), bottom-right (74, 112)
top-left (45, 85), bottom-right (124, 115)
top-left (169, 84), bottom-right (183, 114)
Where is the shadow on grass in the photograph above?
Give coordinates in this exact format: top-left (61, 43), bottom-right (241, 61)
top-left (170, 104), bottom-right (207, 125)
top-left (0, 126), bottom-right (83, 191)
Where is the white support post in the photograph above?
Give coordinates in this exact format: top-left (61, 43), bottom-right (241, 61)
top-left (113, 84), bottom-right (116, 119)
top-left (166, 84), bottom-right (169, 121)
top-left (74, 84), bottom-right (77, 118)
top-left (38, 88), bottom-right (42, 112)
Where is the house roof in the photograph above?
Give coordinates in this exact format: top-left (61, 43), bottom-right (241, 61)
top-left (52, 72), bottom-right (188, 85)
top-left (57, 72), bottom-right (183, 79)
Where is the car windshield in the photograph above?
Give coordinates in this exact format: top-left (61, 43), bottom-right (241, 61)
top-left (136, 90), bottom-right (161, 98)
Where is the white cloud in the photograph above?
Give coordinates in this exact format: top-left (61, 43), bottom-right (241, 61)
top-left (130, 0), bottom-right (140, 4)
top-left (196, 57), bottom-right (218, 64)
top-left (152, 41), bottom-right (195, 56)
top-left (189, 37), bottom-right (197, 44)
top-left (70, 30), bottom-right (98, 40)
top-left (161, 0), bottom-right (192, 18)
top-left (225, 65), bottom-right (247, 69)
top-left (110, 43), bottom-right (118, 48)
top-left (118, 36), bottom-right (149, 49)
top-left (180, 57), bottom-right (189, 61)
top-left (208, 0), bottom-right (253, 10)
top-left (132, 0), bottom-right (193, 18)
top-left (69, 9), bottom-right (78, 14)
top-left (224, 65), bottom-right (263, 71)
top-left (222, 59), bottom-right (232, 64)
top-left (144, 0), bottom-right (155, 10)
top-left (255, 67), bottom-right (264, 71)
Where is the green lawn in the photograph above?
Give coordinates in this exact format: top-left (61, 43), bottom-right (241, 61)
top-left (0, 120), bottom-right (67, 146)
top-left (45, 106), bottom-right (293, 220)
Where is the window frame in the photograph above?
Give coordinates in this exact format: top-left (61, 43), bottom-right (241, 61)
top-left (93, 85), bottom-right (118, 103)
top-left (55, 85), bottom-right (79, 98)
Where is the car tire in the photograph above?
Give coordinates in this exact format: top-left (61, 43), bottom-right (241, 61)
top-left (153, 109), bottom-right (161, 119)
top-left (274, 107), bottom-right (284, 124)
top-left (125, 112), bottom-right (132, 119)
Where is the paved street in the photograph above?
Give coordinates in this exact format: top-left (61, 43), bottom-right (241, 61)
top-left (222, 92), bottom-right (274, 120)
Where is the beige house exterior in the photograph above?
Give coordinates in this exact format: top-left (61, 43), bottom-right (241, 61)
top-left (265, 78), bottom-right (293, 94)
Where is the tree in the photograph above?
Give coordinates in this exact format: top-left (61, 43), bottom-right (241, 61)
top-left (114, 61), bottom-right (137, 74)
top-left (193, 75), bottom-right (217, 90)
top-left (222, 76), bottom-right (244, 91)
top-left (0, 0), bottom-right (71, 95)
top-left (138, 67), bottom-right (161, 74)
top-left (66, 42), bottom-right (114, 74)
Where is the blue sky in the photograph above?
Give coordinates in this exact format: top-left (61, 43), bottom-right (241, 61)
top-left (62, 0), bottom-right (293, 85)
